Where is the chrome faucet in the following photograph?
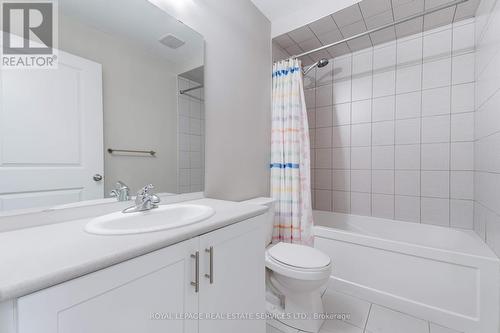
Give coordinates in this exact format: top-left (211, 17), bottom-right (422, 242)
top-left (123, 184), bottom-right (160, 213)
top-left (110, 181), bottom-right (130, 201)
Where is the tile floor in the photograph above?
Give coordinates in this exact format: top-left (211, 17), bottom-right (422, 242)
top-left (268, 287), bottom-right (462, 333)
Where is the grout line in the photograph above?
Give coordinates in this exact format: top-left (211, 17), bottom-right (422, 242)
top-left (419, 23), bottom-right (424, 224)
top-left (359, 3), bottom-right (375, 48)
top-left (364, 303), bottom-right (373, 332)
top-left (392, 44), bottom-right (397, 220)
top-left (349, 52), bottom-right (354, 215)
top-left (449, 26), bottom-right (454, 227)
top-left (369, 48), bottom-right (374, 217)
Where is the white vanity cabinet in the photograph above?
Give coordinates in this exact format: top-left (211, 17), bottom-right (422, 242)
top-left (10, 215), bottom-right (265, 333)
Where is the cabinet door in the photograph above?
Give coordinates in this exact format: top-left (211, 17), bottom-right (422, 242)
top-left (17, 238), bottom-right (198, 333)
top-left (198, 215), bottom-right (266, 333)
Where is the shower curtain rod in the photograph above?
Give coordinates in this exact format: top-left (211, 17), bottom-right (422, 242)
top-left (180, 84), bottom-right (204, 95)
top-left (292, 0), bottom-right (469, 59)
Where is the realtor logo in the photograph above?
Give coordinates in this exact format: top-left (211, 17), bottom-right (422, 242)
top-left (1, 0), bottom-right (58, 68)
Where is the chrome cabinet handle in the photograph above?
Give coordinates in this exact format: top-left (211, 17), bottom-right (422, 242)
top-left (204, 246), bottom-right (214, 284)
top-left (93, 174), bottom-right (103, 181)
top-left (190, 251), bottom-right (199, 292)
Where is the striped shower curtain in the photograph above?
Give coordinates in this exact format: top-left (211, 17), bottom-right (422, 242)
top-left (271, 59), bottom-right (313, 246)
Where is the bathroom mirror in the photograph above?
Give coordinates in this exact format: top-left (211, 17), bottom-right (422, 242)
top-left (0, 0), bottom-right (205, 213)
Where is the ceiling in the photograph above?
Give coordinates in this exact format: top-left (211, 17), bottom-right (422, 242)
top-left (59, 0), bottom-right (204, 68)
top-left (272, 0), bottom-right (480, 65)
top-left (251, 0), bottom-right (361, 36)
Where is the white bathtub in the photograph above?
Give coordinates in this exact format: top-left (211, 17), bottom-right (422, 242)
top-left (313, 210), bottom-right (500, 333)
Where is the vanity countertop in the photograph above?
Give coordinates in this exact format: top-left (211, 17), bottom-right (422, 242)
top-left (0, 198), bottom-right (268, 302)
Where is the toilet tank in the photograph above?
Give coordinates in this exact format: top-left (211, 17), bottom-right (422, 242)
top-left (241, 197), bottom-right (276, 246)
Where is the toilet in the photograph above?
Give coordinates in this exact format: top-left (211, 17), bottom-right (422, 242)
top-left (243, 198), bottom-right (333, 333)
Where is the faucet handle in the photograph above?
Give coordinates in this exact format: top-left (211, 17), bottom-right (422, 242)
top-left (116, 181), bottom-right (129, 190)
top-left (137, 184), bottom-right (154, 196)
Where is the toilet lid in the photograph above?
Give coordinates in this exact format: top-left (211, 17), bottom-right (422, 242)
top-left (267, 243), bottom-right (331, 269)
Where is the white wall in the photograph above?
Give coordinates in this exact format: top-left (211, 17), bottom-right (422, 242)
top-left (59, 15), bottom-right (181, 195)
top-left (148, 0), bottom-right (272, 201)
top-left (474, 0), bottom-right (500, 255)
top-left (304, 20), bottom-right (476, 228)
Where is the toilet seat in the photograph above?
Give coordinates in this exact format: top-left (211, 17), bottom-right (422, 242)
top-left (265, 243), bottom-right (332, 281)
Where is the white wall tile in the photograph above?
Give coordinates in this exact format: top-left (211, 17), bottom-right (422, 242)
top-left (397, 37), bottom-right (423, 66)
top-left (333, 125), bottom-right (350, 148)
top-left (374, 43), bottom-right (396, 70)
top-left (332, 148), bottom-right (349, 169)
top-left (333, 103), bottom-right (351, 126)
top-left (333, 80), bottom-right (352, 104)
top-left (372, 193), bottom-right (395, 218)
top-left (352, 100), bottom-right (372, 124)
top-left (372, 145), bottom-right (395, 170)
top-left (333, 55), bottom-right (352, 81)
top-left (373, 121), bottom-right (395, 145)
top-left (373, 96), bottom-right (395, 121)
top-left (451, 112), bottom-right (474, 141)
top-left (395, 195), bottom-right (421, 222)
top-left (451, 171), bottom-right (474, 199)
top-left (422, 115), bottom-right (451, 143)
top-left (422, 58), bottom-right (452, 89)
top-left (303, 21), bottom-right (476, 233)
top-left (422, 87), bottom-right (451, 116)
top-left (316, 148), bottom-right (333, 168)
top-left (352, 76), bottom-right (373, 101)
top-left (395, 118), bottom-right (421, 144)
top-left (332, 170), bottom-right (350, 192)
top-left (451, 142), bottom-right (474, 170)
top-left (396, 64), bottom-right (422, 93)
top-left (316, 62), bottom-right (333, 86)
top-left (395, 170), bottom-right (420, 196)
top-left (452, 22), bottom-right (475, 55)
top-left (316, 127), bottom-right (333, 148)
top-left (450, 199), bottom-right (474, 229)
top-left (351, 147), bottom-right (372, 169)
top-left (372, 170), bottom-right (395, 194)
top-left (373, 70), bottom-right (396, 97)
top-left (316, 84), bottom-right (333, 107)
top-left (351, 192), bottom-right (372, 215)
top-left (451, 83), bottom-right (475, 113)
top-left (315, 190), bottom-right (332, 210)
top-left (422, 170), bottom-right (450, 198)
top-left (423, 28), bottom-right (452, 61)
top-left (395, 144), bottom-right (421, 169)
top-left (316, 106), bottom-right (333, 127)
top-left (351, 123), bottom-right (372, 146)
top-left (421, 197), bottom-right (450, 226)
top-left (315, 169), bottom-right (333, 190)
top-left (353, 50), bottom-right (373, 74)
top-left (351, 170), bottom-right (372, 192)
top-left (333, 190), bottom-right (350, 213)
top-left (452, 53), bottom-right (475, 85)
top-left (421, 143), bottom-right (450, 170)
top-left (396, 91), bottom-right (421, 119)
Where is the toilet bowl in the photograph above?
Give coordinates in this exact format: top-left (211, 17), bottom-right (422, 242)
top-left (242, 198), bottom-right (333, 333)
top-left (266, 242), bottom-right (332, 333)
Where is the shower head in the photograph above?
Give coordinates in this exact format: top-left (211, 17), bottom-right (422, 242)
top-left (317, 58), bottom-right (329, 68)
top-left (302, 58), bottom-right (329, 76)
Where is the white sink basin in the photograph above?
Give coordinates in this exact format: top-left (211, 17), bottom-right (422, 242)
top-left (85, 204), bottom-right (215, 235)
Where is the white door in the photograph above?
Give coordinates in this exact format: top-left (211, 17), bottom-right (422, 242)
top-left (16, 238), bottom-right (199, 333)
top-left (0, 49), bottom-right (103, 211)
top-left (199, 216), bottom-right (267, 333)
